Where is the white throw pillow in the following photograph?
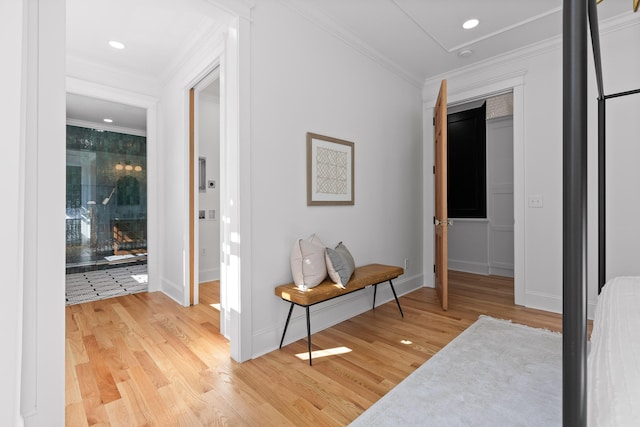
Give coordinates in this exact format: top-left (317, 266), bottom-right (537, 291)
top-left (290, 234), bottom-right (327, 290)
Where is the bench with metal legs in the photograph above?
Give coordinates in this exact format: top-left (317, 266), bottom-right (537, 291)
top-left (276, 268), bottom-right (404, 365)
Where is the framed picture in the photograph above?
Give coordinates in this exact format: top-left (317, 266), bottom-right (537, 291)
top-left (307, 132), bottom-right (354, 206)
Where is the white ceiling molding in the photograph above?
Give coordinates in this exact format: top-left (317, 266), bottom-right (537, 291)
top-left (388, 1), bottom-right (559, 54)
top-left (206, 0), bottom-right (255, 20)
top-left (66, 56), bottom-right (161, 97)
top-left (156, 23), bottom-right (227, 86)
top-left (423, 6), bottom-right (639, 102)
top-left (389, 0), bottom-right (449, 53)
top-left (446, 7), bottom-right (562, 53)
top-left (598, 9), bottom-right (640, 36)
top-left (277, 0), bottom-right (423, 88)
top-left (66, 77), bottom-right (158, 109)
top-left (422, 36), bottom-right (556, 105)
top-left (423, 68), bottom-right (526, 110)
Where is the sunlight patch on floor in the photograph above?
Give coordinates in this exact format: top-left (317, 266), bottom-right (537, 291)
top-left (295, 346), bottom-right (352, 361)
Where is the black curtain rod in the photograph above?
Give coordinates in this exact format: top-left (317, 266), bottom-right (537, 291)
top-left (605, 88), bottom-right (640, 99)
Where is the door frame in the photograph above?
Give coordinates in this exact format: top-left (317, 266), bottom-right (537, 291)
top-left (424, 72), bottom-right (525, 305)
top-left (182, 14), bottom-right (253, 362)
top-left (189, 68), bottom-right (221, 306)
top-left (66, 78), bottom-right (160, 293)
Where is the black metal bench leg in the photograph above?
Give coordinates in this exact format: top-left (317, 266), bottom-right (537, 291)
top-left (372, 283), bottom-right (378, 310)
top-left (279, 303), bottom-right (295, 349)
top-left (306, 306), bottom-right (312, 366)
top-left (389, 279), bottom-right (404, 317)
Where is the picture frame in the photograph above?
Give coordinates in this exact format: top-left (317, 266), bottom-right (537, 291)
top-left (307, 132), bottom-right (354, 206)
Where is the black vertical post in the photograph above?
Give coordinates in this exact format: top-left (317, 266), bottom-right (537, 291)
top-left (598, 98), bottom-right (606, 293)
top-left (563, 0), bottom-right (588, 425)
top-left (588, 0), bottom-right (607, 295)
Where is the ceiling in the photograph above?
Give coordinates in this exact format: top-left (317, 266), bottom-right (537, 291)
top-left (66, 0), bottom-right (229, 132)
top-left (290, 0), bottom-right (633, 84)
top-left (66, 0), bottom-right (635, 131)
top-left (66, 93), bottom-right (148, 133)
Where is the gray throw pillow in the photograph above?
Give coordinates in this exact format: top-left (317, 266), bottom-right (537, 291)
top-left (325, 242), bottom-right (355, 287)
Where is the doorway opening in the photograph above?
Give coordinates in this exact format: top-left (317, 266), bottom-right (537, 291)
top-left (65, 94), bottom-right (149, 305)
top-left (447, 92), bottom-right (515, 279)
top-left (189, 68), bottom-right (222, 332)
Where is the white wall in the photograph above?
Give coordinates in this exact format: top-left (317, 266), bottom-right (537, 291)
top-left (487, 116), bottom-right (515, 278)
top-left (600, 22), bottom-right (640, 281)
top-left (424, 15), bottom-right (640, 317)
top-left (198, 91), bottom-right (221, 282)
top-left (157, 30), bottom-right (226, 305)
top-left (248, 0), bottom-right (424, 357)
top-left (7, 0), bottom-right (67, 424)
top-left (1, 1), bottom-right (26, 424)
top-left (445, 114), bottom-right (515, 278)
top-left (448, 219), bottom-right (490, 274)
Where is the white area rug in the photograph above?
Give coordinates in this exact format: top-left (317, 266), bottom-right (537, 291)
top-left (65, 264), bottom-right (148, 306)
top-left (350, 316), bottom-right (561, 427)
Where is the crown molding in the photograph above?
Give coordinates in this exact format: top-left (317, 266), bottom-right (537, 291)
top-left (277, 0), bottom-right (422, 88)
top-left (598, 8), bottom-right (640, 35)
top-left (66, 77), bottom-right (158, 109)
top-left (66, 56), bottom-right (162, 96)
top-left (205, 0), bottom-right (255, 20)
top-left (447, 7), bottom-right (562, 53)
top-left (423, 9), bottom-right (639, 93)
top-left (422, 69), bottom-right (526, 110)
top-left (424, 35), bottom-right (558, 97)
top-left (157, 22), bottom-right (227, 85)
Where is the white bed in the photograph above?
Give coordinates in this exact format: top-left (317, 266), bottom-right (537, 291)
top-left (588, 276), bottom-right (640, 426)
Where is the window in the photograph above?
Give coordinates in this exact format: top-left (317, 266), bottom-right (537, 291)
top-left (65, 125), bottom-right (147, 267)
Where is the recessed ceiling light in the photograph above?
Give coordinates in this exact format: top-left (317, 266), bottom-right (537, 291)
top-left (108, 40), bottom-right (125, 49)
top-left (459, 49), bottom-right (474, 58)
top-left (103, 118), bottom-right (113, 123)
top-left (463, 19), bottom-right (479, 30)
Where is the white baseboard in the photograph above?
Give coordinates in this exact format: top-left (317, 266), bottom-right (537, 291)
top-left (159, 276), bottom-right (186, 306)
top-left (199, 268), bottom-right (220, 283)
top-left (252, 273), bottom-right (424, 359)
top-left (448, 259), bottom-right (490, 275)
top-left (524, 290), bottom-right (597, 320)
top-left (523, 290), bottom-right (562, 314)
top-left (488, 266), bottom-right (514, 278)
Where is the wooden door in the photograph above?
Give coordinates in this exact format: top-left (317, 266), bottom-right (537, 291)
top-left (434, 80), bottom-right (449, 310)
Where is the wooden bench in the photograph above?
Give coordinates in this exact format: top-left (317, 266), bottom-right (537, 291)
top-left (275, 263), bottom-right (404, 365)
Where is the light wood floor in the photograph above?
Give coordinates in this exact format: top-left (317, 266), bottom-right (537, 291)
top-left (66, 271), bottom-right (564, 426)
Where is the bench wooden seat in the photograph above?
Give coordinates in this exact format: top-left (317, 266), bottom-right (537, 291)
top-left (275, 263), bottom-right (404, 365)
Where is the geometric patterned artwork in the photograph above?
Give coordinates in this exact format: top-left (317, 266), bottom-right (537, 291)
top-left (316, 147), bottom-right (348, 195)
top-left (307, 132), bottom-right (354, 205)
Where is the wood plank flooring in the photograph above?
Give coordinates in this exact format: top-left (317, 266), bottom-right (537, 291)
top-left (66, 271), bottom-right (564, 426)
